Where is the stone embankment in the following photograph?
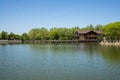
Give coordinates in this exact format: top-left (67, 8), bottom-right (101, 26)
top-left (0, 40), bottom-right (22, 44)
top-left (100, 40), bottom-right (120, 46)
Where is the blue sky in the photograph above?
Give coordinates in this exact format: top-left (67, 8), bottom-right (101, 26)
top-left (0, 0), bottom-right (120, 34)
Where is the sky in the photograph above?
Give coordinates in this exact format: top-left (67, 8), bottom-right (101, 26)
top-left (0, 0), bottom-right (120, 34)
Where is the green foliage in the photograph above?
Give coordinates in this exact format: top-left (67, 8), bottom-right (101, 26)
top-left (0, 32), bottom-right (1, 39)
top-left (2, 22), bottom-right (120, 41)
top-left (49, 27), bottom-right (77, 40)
top-left (98, 35), bottom-right (104, 41)
top-left (28, 27), bottom-right (78, 40)
top-left (102, 22), bottom-right (120, 40)
top-left (81, 24), bottom-right (94, 30)
top-left (28, 29), bottom-right (36, 40)
top-left (27, 25), bottom-right (103, 40)
top-left (56, 28), bottom-right (66, 40)
top-left (21, 33), bottom-right (29, 40)
top-left (49, 28), bottom-right (58, 40)
top-left (81, 24), bottom-right (103, 31)
top-left (8, 32), bottom-right (15, 40)
top-left (1, 31), bottom-right (8, 40)
top-left (14, 34), bottom-right (21, 40)
top-left (28, 28), bottom-right (49, 40)
top-left (94, 24), bottom-right (103, 30)
top-left (7, 32), bottom-right (21, 40)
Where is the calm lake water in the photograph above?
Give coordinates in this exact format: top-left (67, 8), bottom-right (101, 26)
top-left (0, 43), bottom-right (120, 80)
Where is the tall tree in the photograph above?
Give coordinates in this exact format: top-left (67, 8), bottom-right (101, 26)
top-left (0, 32), bottom-right (1, 39)
top-left (28, 29), bottom-right (36, 40)
top-left (8, 32), bottom-right (15, 40)
top-left (14, 34), bottom-right (21, 40)
top-left (95, 24), bottom-right (103, 30)
top-left (21, 33), bottom-right (29, 40)
top-left (49, 28), bottom-right (58, 40)
top-left (1, 31), bottom-right (8, 40)
top-left (28, 28), bottom-right (49, 40)
top-left (81, 24), bottom-right (94, 30)
top-left (102, 22), bottom-right (120, 40)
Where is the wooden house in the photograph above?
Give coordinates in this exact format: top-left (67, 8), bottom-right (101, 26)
top-left (73, 30), bottom-right (103, 42)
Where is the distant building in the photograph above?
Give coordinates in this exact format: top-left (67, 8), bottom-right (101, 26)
top-left (73, 30), bottom-right (103, 42)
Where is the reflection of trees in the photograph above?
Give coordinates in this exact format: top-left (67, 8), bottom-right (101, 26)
top-left (74, 43), bottom-right (101, 58)
top-left (29, 44), bottom-right (120, 64)
top-left (99, 45), bottom-right (120, 64)
top-left (28, 44), bottom-right (75, 54)
top-left (49, 44), bottom-right (75, 54)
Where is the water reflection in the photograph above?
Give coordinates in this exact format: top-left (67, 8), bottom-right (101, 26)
top-left (29, 44), bottom-right (120, 64)
top-left (99, 45), bottom-right (120, 64)
top-left (1, 44), bottom-right (120, 80)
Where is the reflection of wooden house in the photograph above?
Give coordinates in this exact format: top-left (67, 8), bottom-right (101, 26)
top-left (73, 30), bottom-right (102, 42)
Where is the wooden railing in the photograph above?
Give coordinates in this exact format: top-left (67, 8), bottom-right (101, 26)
top-left (85, 35), bottom-right (97, 37)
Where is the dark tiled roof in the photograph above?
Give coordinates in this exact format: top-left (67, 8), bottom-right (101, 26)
top-left (76, 30), bottom-right (102, 34)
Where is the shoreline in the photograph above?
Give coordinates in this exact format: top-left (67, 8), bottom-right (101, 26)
top-left (0, 40), bottom-right (22, 44)
top-left (1, 40), bottom-right (120, 46)
top-left (100, 41), bottom-right (120, 46)
top-left (0, 40), bottom-right (99, 44)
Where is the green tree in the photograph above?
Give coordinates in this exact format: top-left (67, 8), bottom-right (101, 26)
top-left (49, 28), bottom-right (58, 40)
top-left (89, 24), bottom-right (94, 30)
top-left (102, 22), bottom-right (120, 40)
top-left (28, 28), bottom-right (49, 40)
top-left (14, 34), bottom-right (21, 40)
top-left (53, 28), bottom-right (76, 40)
top-left (0, 32), bottom-right (1, 39)
top-left (27, 25), bottom-right (105, 40)
top-left (56, 28), bottom-right (65, 40)
top-left (8, 32), bottom-right (15, 40)
top-left (1, 31), bottom-right (8, 40)
top-left (8, 32), bottom-right (21, 40)
top-left (28, 29), bottom-right (36, 40)
top-left (81, 24), bottom-right (94, 30)
top-left (95, 24), bottom-right (103, 30)
top-left (21, 33), bottom-right (29, 40)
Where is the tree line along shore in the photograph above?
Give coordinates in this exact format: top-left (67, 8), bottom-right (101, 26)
top-left (0, 22), bottom-right (120, 45)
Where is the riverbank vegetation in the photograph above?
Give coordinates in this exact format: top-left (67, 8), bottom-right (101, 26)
top-left (0, 22), bottom-right (120, 41)
top-left (102, 22), bottom-right (120, 40)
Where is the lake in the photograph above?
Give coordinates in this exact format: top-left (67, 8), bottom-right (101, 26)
top-left (0, 43), bottom-right (120, 80)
